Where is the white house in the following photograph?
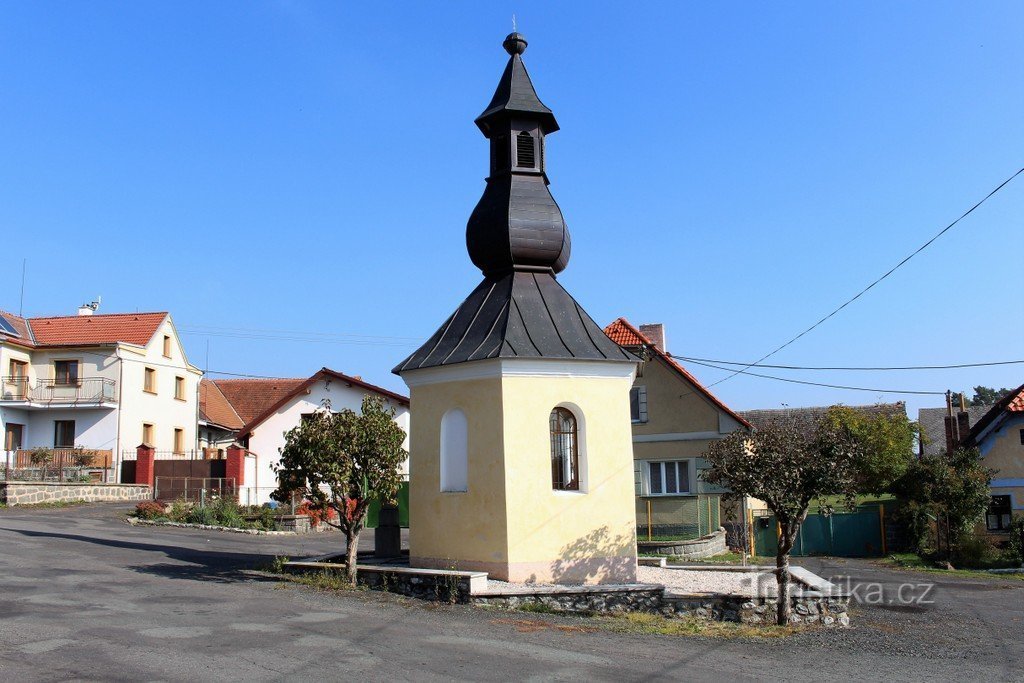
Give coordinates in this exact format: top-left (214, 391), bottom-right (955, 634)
top-left (229, 368), bottom-right (410, 505)
top-left (0, 305), bottom-right (202, 480)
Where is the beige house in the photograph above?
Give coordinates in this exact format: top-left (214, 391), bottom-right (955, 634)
top-left (964, 383), bottom-right (1024, 534)
top-left (604, 318), bottom-right (751, 539)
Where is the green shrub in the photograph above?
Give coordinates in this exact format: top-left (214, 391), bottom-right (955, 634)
top-left (953, 535), bottom-right (1001, 568)
top-left (1005, 517), bottom-right (1024, 565)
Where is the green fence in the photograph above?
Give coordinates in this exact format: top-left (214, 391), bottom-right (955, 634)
top-left (753, 504), bottom-right (888, 557)
top-left (364, 481), bottom-right (410, 529)
top-left (637, 494), bottom-right (721, 540)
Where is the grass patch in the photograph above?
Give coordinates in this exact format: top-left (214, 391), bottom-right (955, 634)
top-left (877, 553), bottom-right (1024, 581)
top-left (668, 551), bottom-right (775, 565)
top-left (284, 569), bottom-right (366, 592)
top-left (595, 612), bottom-right (795, 639)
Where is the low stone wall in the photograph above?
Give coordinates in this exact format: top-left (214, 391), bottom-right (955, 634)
top-left (472, 585), bottom-right (847, 626)
top-left (0, 481), bottom-right (152, 506)
top-left (662, 593), bottom-right (849, 626)
top-left (638, 528), bottom-right (727, 559)
top-left (284, 561), bottom-right (485, 603)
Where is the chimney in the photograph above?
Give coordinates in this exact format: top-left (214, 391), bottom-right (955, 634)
top-left (956, 410), bottom-right (971, 449)
top-left (639, 323), bottom-right (666, 352)
top-left (78, 298), bottom-right (100, 316)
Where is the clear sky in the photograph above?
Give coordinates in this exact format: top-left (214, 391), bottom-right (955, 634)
top-left (2, 2), bottom-right (1022, 420)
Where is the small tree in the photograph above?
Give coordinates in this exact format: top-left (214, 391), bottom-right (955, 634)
top-left (273, 395), bottom-right (407, 584)
top-left (28, 447), bottom-right (54, 481)
top-left (824, 405), bottom-right (917, 494)
top-left (704, 416), bottom-right (862, 625)
top-left (892, 446), bottom-right (992, 560)
top-left (968, 386), bottom-right (1012, 407)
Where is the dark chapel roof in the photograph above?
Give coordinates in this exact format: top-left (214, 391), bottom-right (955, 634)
top-left (395, 34), bottom-right (636, 374)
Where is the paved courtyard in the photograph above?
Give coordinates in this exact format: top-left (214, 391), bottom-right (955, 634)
top-left (1, 504), bottom-right (1022, 682)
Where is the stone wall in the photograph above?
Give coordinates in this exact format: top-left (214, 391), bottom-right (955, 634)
top-left (0, 481), bottom-right (152, 506)
top-left (474, 586), bottom-right (848, 626)
top-left (284, 561), bottom-right (484, 603)
top-left (637, 528), bottom-right (728, 559)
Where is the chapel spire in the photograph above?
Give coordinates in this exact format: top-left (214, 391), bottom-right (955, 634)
top-left (466, 33), bottom-right (570, 278)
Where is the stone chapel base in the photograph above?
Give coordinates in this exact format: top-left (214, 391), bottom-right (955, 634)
top-left (411, 554), bottom-right (638, 585)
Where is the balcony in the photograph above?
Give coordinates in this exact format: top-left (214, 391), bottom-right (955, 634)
top-left (0, 376), bottom-right (118, 408)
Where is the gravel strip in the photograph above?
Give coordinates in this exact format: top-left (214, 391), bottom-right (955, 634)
top-left (637, 565), bottom-right (779, 596)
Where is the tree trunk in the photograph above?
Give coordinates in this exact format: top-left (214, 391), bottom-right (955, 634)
top-left (775, 519), bottom-right (801, 626)
top-left (344, 527), bottom-right (360, 585)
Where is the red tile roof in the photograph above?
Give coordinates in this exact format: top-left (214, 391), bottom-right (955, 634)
top-left (212, 378), bottom-right (307, 424)
top-left (604, 317), bottom-right (752, 430)
top-left (22, 312), bottom-right (168, 347)
top-left (235, 368), bottom-right (410, 439)
top-left (1009, 387), bottom-right (1024, 413)
top-left (199, 379), bottom-right (245, 431)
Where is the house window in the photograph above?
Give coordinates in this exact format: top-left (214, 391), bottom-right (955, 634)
top-left (516, 130), bottom-right (535, 168)
top-left (440, 408), bottom-right (468, 492)
top-left (54, 420), bottom-right (75, 449)
top-left (163, 335), bottom-right (172, 358)
top-left (8, 359), bottom-right (27, 378)
top-left (142, 423), bottom-right (154, 446)
top-left (174, 376), bottom-right (186, 401)
top-left (646, 460), bottom-right (691, 496)
top-left (1019, 429), bottom-right (1024, 446)
top-left (630, 386), bottom-right (648, 423)
top-left (173, 428), bottom-right (185, 455)
top-left (144, 367), bottom-right (157, 393)
top-left (987, 495), bottom-right (1013, 532)
top-left (54, 360), bottom-right (79, 386)
top-left (550, 407), bottom-right (579, 491)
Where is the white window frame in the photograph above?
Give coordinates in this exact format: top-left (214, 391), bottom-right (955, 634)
top-left (642, 459), bottom-right (696, 496)
top-left (630, 385), bottom-right (648, 424)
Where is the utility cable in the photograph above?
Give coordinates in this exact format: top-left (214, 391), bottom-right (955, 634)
top-left (672, 354), bottom-right (1024, 372)
top-left (707, 166), bottom-right (1024, 388)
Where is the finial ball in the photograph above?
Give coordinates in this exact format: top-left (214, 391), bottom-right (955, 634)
top-left (502, 32), bottom-right (528, 56)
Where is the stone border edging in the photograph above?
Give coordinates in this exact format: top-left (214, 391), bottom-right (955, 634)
top-left (125, 517), bottom-right (298, 536)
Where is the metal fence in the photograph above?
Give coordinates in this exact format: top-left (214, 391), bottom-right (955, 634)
top-left (122, 449), bottom-right (206, 461)
top-left (153, 477), bottom-right (236, 502)
top-left (3, 450), bottom-right (114, 483)
top-left (637, 494), bottom-right (721, 541)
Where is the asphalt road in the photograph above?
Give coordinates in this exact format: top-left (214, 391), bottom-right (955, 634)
top-left (0, 504), bottom-right (1021, 682)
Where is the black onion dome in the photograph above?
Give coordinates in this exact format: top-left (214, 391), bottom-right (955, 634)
top-left (467, 33), bottom-right (570, 278)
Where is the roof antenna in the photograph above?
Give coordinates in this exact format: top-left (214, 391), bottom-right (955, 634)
top-left (19, 259), bottom-right (26, 316)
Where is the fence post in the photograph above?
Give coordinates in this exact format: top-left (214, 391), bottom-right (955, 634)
top-left (135, 444), bottom-right (156, 489)
top-left (226, 445), bottom-right (245, 500)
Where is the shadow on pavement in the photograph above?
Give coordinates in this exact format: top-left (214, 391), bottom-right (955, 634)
top-left (2, 527), bottom-right (284, 584)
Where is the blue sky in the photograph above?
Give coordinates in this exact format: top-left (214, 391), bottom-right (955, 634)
top-left (2, 2), bottom-right (1021, 419)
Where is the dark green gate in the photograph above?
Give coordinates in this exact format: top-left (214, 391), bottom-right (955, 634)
top-left (754, 504), bottom-right (886, 557)
top-left (364, 481), bottom-right (410, 529)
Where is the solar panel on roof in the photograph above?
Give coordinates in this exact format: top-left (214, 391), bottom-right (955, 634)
top-left (0, 314), bottom-right (16, 336)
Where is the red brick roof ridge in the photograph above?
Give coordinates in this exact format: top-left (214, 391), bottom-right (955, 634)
top-left (967, 382), bottom-right (1024, 446)
top-left (604, 317), bottom-right (752, 430)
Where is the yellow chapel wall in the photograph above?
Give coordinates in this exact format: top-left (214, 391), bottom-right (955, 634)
top-left (406, 376), bottom-right (511, 571)
top-left (500, 372), bottom-right (638, 584)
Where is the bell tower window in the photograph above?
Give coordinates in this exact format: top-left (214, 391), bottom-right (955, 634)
top-left (516, 131), bottom-right (536, 169)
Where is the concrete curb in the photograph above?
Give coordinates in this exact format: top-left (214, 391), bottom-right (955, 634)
top-left (125, 517), bottom-right (298, 536)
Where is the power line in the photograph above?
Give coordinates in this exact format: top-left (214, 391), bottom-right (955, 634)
top-left (672, 354), bottom-right (1024, 372)
top-left (683, 357), bottom-right (946, 396)
top-left (708, 166), bottom-right (1024, 388)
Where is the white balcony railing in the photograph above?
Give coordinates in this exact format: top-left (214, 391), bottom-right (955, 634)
top-left (1, 376), bottom-right (118, 405)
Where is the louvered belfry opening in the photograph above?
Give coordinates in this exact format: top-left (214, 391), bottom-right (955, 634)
top-left (516, 130), bottom-right (535, 168)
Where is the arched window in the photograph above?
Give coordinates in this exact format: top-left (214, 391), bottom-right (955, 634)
top-left (549, 407), bottom-right (579, 491)
top-left (440, 408), bottom-right (468, 492)
top-left (516, 130), bottom-right (535, 168)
